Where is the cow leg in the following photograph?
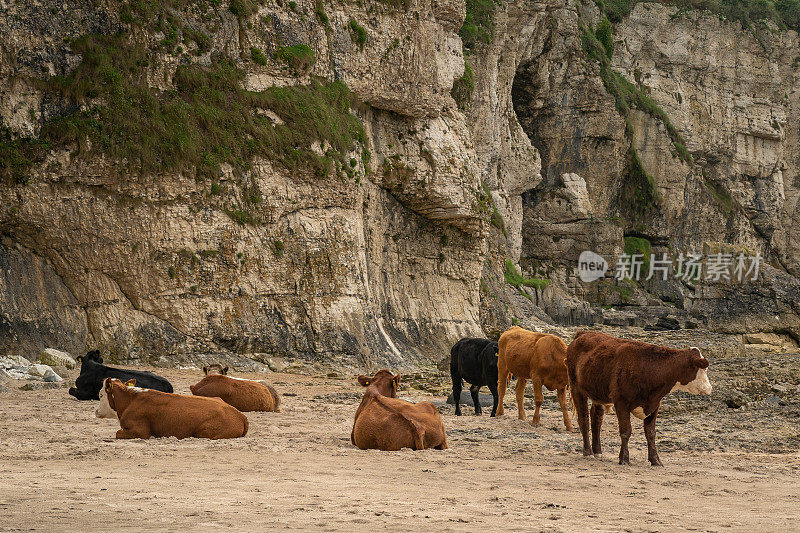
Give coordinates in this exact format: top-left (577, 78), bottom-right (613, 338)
top-left (515, 377), bottom-right (528, 421)
top-left (615, 406), bottom-right (632, 465)
top-left (557, 387), bottom-right (574, 432)
top-left (590, 402), bottom-right (604, 455)
top-left (488, 380), bottom-right (499, 417)
top-left (644, 406), bottom-right (662, 467)
top-left (470, 385), bottom-right (482, 416)
top-left (496, 365), bottom-right (509, 417)
top-left (572, 389), bottom-right (592, 457)
top-left (531, 378), bottom-right (543, 426)
top-left (452, 374), bottom-right (463, 416)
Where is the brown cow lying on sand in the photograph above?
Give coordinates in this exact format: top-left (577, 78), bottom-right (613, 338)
top-left (496, 326), bottom-right (573, 431)
top-left (190, 364), bottom-right (281, 413)
top-left (567, 331), bottom-right (712, 466)
top-left (96, 378), bottom-right (249, 440)
top-left (351, 370), bottom-right (448, 451)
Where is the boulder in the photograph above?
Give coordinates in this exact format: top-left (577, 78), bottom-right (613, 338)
top-left (644, 316), bottom-right (681, 331)
top-left (724, 390), bottom-right (749, 409)
top-left (19, 382), bottom-right (64, 391)
top-left (27, 364), bottom-right (63, 382)
top-left (0, 355), bottom-right (31, 370)
top-left (38, 348), bottom-right (77, 369)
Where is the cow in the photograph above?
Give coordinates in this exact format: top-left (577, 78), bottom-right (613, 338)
top-left (190, 365), bottom-right (281, 412)
top-left (496, 326), bottom-right (573, 431)
top-left (96, 378), bottom-right (249, 439)
top-left (567, 331), bottom-right (712, 466)
top-left (351, 370), bottom-right (448, 451)
top-left (449, 338), bottom-right (499, 416)
top-left (68, 350), bottom-right (173, 400)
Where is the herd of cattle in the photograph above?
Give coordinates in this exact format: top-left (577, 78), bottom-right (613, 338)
top-left (68, 327), bottom-right (712, 466)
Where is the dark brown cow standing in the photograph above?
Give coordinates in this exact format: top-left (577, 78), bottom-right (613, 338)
top-left (567, 331), bottom-right (712, 466)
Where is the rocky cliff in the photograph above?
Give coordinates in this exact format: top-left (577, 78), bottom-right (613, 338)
top-left (1, 0), bottom-right (799, 368)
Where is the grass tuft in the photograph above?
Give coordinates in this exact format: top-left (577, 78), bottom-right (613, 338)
top-left (451, 62), bottom-right (475, 111)
top-left (1, 33), bottom-right (364, 184)
top-left (274, 44), bottom-right (316, 71)
top-left (349, 19), bottom-right (367, 49)
top-left (504, 259), bottom-right (550, 291)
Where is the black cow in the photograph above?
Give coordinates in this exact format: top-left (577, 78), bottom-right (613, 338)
top-left (450, 338), bottom-right (499, 416)
top-left (68, 350), bottom-right (173, 400)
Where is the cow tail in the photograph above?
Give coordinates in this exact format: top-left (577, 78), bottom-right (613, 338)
top-left (409, 419), bottom-right (425, 450)
top-left (241, 413), bottom-right (249, 437)
top-left (568, 382), bottom-right (577, 422)
top-left (266, 384), bottom-right (281, 412)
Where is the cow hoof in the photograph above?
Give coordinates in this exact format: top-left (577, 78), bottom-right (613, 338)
top-left (455, 412), bottom-right (462, 416)
top-left (619, 459), bottom-right (631, 466)
top-left (650, 460), bottom-right (664, 467)
top-left (583, 449), bottom-right (593, 457)
top-left (593, 453), bottom-right (603, 458)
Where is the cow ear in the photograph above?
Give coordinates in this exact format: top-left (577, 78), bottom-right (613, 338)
top-left (125, 379), bottom-right (136, 387)
top-left (695, 358), bottom-right (709, 369)
top-left (104, 378), bottom-right (112, 390)
top-left (393, 375), bottom-right (401, 388)
top-left (357, 375), bottom-right (370, 387)
top-left (76, 356), bottom-right (83, 363)
top-left (203, 366), bottom-right (209, 376)
top-left (222, 366), bottom-right (229, 375)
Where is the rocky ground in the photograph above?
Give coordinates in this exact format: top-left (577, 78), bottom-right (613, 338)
top-left (1, 338), bottom-right (799, 531)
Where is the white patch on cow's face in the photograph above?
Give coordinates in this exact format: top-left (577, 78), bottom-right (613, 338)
top-left (672, 349), bottom-right (712, 395)
top-left (631, 407), bottom-right (646, 420)
top-left (95, 385), bottom-right (117, 419)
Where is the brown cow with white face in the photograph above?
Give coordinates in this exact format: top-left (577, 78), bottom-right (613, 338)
top-left (496, 326), bottom-right (573, 431)
top-left (97, 378), bottom-right (249, 440)
top-left (190, 365), bottom-right (281, 413)
top-left (351, 370), bottom-right (448, 451)
top-left (567, 331), bottom-right (712, 466)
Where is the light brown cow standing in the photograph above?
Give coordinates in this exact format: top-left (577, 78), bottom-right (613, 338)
top-left (351, 370), bottom-right (448, 451)
top-left (190, 365), bottom-right (281, 413)
top-left (96, 378), bottom-right (249, 440)
top-left (496, 326), bottom-right (574, 431)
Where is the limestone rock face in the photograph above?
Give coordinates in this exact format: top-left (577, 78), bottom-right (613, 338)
top-left (0, 0), bottom-right (484, 367)
top-left (510, 1), bottom-right (800, 337)
top-left (2, 0), bottom-right (800, 367)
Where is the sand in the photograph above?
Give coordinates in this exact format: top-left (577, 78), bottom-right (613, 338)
top-left (1, 367), bottom-right (799, 532)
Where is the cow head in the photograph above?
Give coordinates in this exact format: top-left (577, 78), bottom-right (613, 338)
top-left (96, 378), bottom-right (119, 418)
top-left (96, 378), bottom-right (137, 418)
top-left (357, 370), bottom-right (400, 397)
top-left (77, 350), bottom-right (103, 365)
top-left (203, 363), bottom-right (228, 376)
top-left (672, 348), bottom-right (712, 395)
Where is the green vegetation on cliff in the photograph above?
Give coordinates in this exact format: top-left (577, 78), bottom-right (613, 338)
top-left (1, 32), bottom-right (364, 184)
top-left (348, 19), bottom-right (367, 49)
top-left (460, 0), bottom-right (498, 50)
top-left (451, 62), bottom-right (475, 111)
top-left (583, 22), bottom-right (692, 164)
top-left (581, 20), bottom-right (694, 224)
top-left (623, 235), bottom-right (652, 273)
top-left (597, 0), bottom-right (800, 33)
top-left (274, 44), bottom-right (316, 70)
top-left (504, 259), bottom-right (550, 291)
